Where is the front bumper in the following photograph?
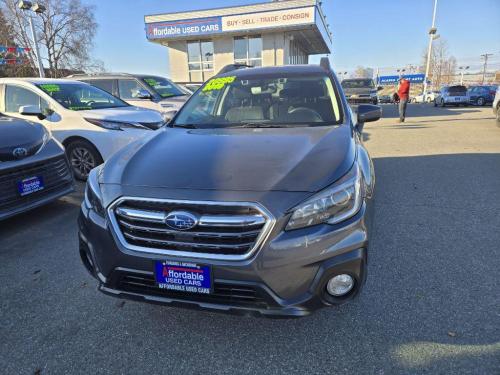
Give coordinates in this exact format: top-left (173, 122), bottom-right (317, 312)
top-left (346, 96), bottom-right (377, 104)
top-left (78, 198), bottom-right (371, 318)
top-left (0, 140), bottom-right (74, 221)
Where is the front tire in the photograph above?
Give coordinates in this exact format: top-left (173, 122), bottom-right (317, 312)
top-left (477, 97), bottom-right (485, 106)
top-left (66, 140), bottom-right (103, 181)
top-left (440, 99), bottom-right (445, 107)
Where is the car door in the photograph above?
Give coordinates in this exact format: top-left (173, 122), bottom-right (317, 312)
top-left (3, 84), bottom-right (53, 127)
top-left (117, 78), bottom-right (157, 110)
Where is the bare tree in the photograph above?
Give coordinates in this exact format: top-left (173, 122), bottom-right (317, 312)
top-left (353, 66), bottom-right (374, 79)
top-left (421, 39), bottom-right (457, 88)
top-left (1, 0), bottom-right (103, 77)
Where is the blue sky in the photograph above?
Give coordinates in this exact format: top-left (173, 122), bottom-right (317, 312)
top-left (87, 0), bottom-right (500, 76)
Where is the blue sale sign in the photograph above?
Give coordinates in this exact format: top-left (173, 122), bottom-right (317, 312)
top-left (146, 17), bottom-right (222, 39)
top-left (379, 74), bottom-right (425, 85)
top-left (155, 261), bottom-right (212, 294)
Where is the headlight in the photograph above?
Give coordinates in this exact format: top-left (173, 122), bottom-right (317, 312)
top-left (286, 164), bottom-right (363, 231)
top-left (85, 118), bottom-right (149, 131)
top-left (84, 166), bottom-right (105, 216)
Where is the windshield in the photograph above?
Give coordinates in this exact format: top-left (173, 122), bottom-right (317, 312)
top-left (141, 77), bottom-right (186, 98)
top-left (341, 79), bottom-right (375, 89)
top-left (173, 74), bottom-right (342, 128)
top-left (36, 83), bottom-right (128, 111)
top-left (447, 86), bottom-right (467, 95)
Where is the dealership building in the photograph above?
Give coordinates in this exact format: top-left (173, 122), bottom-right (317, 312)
top-left (144, 0), bottom-right (332, 83)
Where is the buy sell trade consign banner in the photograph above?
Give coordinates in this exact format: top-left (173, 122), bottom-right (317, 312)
top-left (146, 6), bottom-right (316, 40)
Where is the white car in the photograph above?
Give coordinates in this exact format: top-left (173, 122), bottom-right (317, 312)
top-left (413, 91), bottom-right (440, 103)
top-left (0, 78), bottom-right (164, 180)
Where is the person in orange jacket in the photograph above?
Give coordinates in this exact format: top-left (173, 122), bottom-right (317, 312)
top-left (397, 77), bottom-right (410, 122)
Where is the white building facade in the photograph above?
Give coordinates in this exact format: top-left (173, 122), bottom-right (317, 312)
top-left (144, 0), bottom-right (332, 83)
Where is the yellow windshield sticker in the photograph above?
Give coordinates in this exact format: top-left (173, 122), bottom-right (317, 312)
top-left (39, 84), bottom-right (60, 93)
top-left (202, 76), bottom-right (236, 92)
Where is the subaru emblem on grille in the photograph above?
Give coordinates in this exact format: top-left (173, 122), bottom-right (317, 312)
top-left (165, 211), bottom-right (198, 230)
top-left (12, 147), bottom-right (28, 159)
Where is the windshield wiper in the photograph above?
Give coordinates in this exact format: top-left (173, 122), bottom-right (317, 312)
top-left (228, 123), bottom-right (291, 129)
top-left (172, 124), bottom-right (198, 129)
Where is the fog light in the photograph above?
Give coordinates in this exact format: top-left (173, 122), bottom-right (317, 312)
top-left (326, 274), bottom-right (354, 296)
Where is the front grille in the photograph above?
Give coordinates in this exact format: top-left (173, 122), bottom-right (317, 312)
top-left (117, 271), bottom-right (269, 308)
top-left (110, 198), bottom-right (273, 260)
top-left (0, 156), bottom-right (73, 213)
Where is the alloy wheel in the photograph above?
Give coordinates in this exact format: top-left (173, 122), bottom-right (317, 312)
top-left (70, 147), bottom-right (96, 178)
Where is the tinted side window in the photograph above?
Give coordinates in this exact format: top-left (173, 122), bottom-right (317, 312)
top-left (118, 79), bottom-right (144, 100)
top-left (5, 85), bottom-right (48, 113)
top-left (87, 79), bottom-right (114, 94)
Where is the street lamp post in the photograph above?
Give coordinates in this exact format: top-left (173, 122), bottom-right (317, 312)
top-left (18, 1), bottom-right (46, 78)
top-left (423, 0), bottom-right (438, 100)
top-left (459, 66), bottom-right (469, 85)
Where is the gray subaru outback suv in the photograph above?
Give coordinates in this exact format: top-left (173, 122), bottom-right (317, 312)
top-left (78, 59), bottom-right (381, 317)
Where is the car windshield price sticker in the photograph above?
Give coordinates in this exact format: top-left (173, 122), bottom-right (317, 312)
top-left (155, 261), bottom-right (212, 294)
top-left (202, 76), bottom-right (236, 92)
top-left (39, 84), bottom-right (60, 92)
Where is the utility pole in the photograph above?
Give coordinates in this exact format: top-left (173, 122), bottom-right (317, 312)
top-left (18, 1), bottom-right (46, 78)
top-left (423, 0), bottom-right (438, 99)
top-left (480, 53), bottom-right (493, 84)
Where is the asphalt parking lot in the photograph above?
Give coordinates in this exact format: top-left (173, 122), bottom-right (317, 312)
top-left (1, 104), bottom-right (499, 375)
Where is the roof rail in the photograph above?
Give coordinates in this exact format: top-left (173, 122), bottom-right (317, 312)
top-left (217, 63), bottom-right (253, 75)
top-left (320, 57), bottom-right (332, 73)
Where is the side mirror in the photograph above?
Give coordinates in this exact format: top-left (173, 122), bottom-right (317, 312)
top-left (377, 86), bottom-right (384, 91)
top-left (19, 105), bottom-right (46, 120)
top-left (357, 104), bottom-right (382, 130)
top-left (134, 89), bottom-right (153, 100)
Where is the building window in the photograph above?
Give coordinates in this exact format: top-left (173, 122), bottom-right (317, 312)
top-left (234, 36), bottom-right (262, 67)
top-left (187, 40), bottom-right (214, 82)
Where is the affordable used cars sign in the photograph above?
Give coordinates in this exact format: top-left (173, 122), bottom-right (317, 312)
top-left (146, 17), bottom-right (223, 39)
top-left (146, 6), bottom-right (316, 40)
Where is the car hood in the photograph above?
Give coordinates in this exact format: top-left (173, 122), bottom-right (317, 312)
top-left (159, 96), bottom-right (188, 108)
top-left (343, 87), bottom-right (374, 95)
top-left (78, 106), bottom-right (164, 123)
top-left (0, 116), bottom-right (45, 161)
top-left (101, 124), bottom-right (356, 193)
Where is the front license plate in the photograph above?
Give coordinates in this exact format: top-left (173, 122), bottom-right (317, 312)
top-left (17, 176), bottom-right (44, 196)
top-left (154, 261), bottom-right (212, 294)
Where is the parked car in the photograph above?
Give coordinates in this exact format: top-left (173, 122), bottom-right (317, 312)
top-left (79, 59), bottom-right (381, 317)
top-left (434, 85), bottom-right (469, 107)
top-left (493, 86), bottom-right (500, 124)
top-left (468, 85), bottom-right (497, 106)
top-left (177, 82), bottom-right (202, 94)
top-left (341, 78), bottom-right (381, 105)
top-left (0, 114), bottom-right (74, 220)
top-left (68, 73), bottom-right (189, 121)
top-left (378, 95), bottom-right (392, 104)
top-left (413, 91), bottom-right (439, 103)
top-left (0, 78), bottom-right (164, 180)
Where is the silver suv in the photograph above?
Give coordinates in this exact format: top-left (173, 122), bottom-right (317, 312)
top-left (68, 73), bottom-right (189, 121)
